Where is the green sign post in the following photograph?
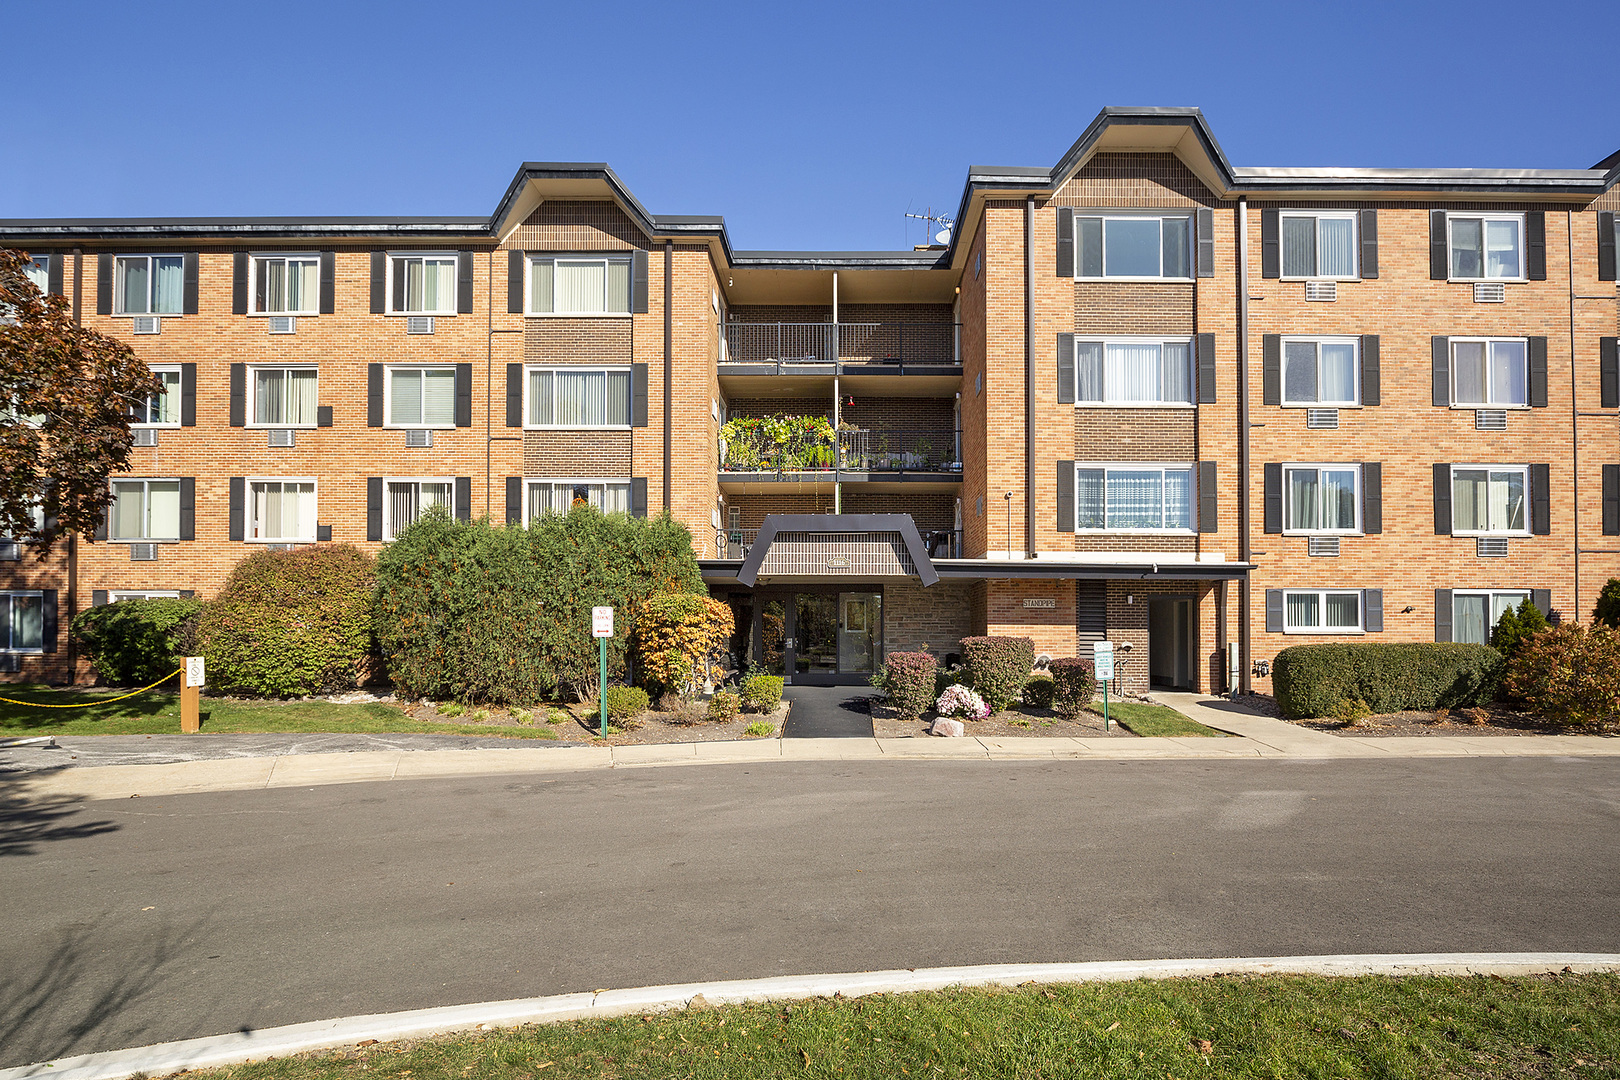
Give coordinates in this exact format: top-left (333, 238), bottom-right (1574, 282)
top-left (1093, 641), bottom-right (1115, 732)
top-left (593, 606), bottom-right (613, 739)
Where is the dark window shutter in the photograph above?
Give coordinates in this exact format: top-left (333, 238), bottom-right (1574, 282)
top-left (457, 251), bottom-right (474, 314)
top-left (317, 405), bottom-right (333, 428)
top-left (1056, 333), bottom-right (1075, 404)
top-left (1433, 463), bottom-right (1452, 534)
top-left (1360, 335), bottom-right (1380, 406)
top-left (46, 253), bottom-right (64, 296)
top-left (182, 252), bottom-right (199, 315)
top-left (1532, 589), bottom-right (1552, 618)
top-left (92, 590), bottom-right (108, 608)
top-left (367, 364), bottom-right (384, 427)
top-left (1435, 589), bottom-right (1453, 642)
top-left (1198, 460), bottom-right (1217, 533)
top-left (506, 477), bottom-right (522, 525)
top-left (631, 250), bottom-right (649, 313)
top-left (1528, 336), bottom-right (1548, 407)
top-left (179, 477), bottom-right (195, 541)
top-left (96, 253), bottom-right (113, 315)
top-left (366, 477), bottom-right (383, 541)
top-left (1531, 463), bottom-right (1551, 535)
top-left (1599, 212), bottom-right (1617, 282)
top-left (319, 251), bottom-right (335, 314)
top-left (317, 524), bottom-right (332, 542)
top-left (1075, 581), bottom-right (1106, 647)
top-left (454, 477), bottom-right (471, 523)
top-left (632, 363), bottom-right (649, 427)
top-left (232, 251), bottom-right (249, 315)
top-left (1604, 464), bottom-right (1620, 535)
top-left (93, 506), bottom-right (106, 542)
top-left (1265, 590), bottom-right (1284, 633)
top-left (1262, 335), bottom-right (1281, 405)
top-left (229, 477), bottom-right (245, 542)
top-left (369, 251), bottom-right (386, 314)
top-left (178, 589), bottom-right (194, 599)
top-left (1260, 209), bottom-right (1279, 278)
top-left (1056, 461), bottom-right (1074, 532)
top-left (454, 363), bottom-right (473, 427)
top-left (1526, 211), bottom-right (1546, 281)
top-left (507, 249), bottom-right (525, 314)
top-left (1363, 589), bottom-right (1383, 633)
top-left (506, 363), bottom-right (523, 427)
top-left (229, 363), bottom-right (246, 427)
top-left (1430, 210), bottom-right (1449, 279)
top-left (630, 477), bottom-right (648, 518)
top-left (1196, 333), bottom-right (1216, 403)
top-left (1601, 338), bottom-right (1619, 409)
top-left (1359, 209), bottom-right (1378, 279)
top-left (1362, 462), bottom-right (1382, 534)
top-left (42, 590), bottom-right (57, 653)
top-left (180, 363), bottom-right (197, 426)
top-left (1196, 207), bottom-right (1215, 277)
top-left (1056, 207), bottom-right (1075, 278)
top-left (1432, 337), bottom-right (1450, 407)
top-left (1263, 463), bottom-right (1283, 534)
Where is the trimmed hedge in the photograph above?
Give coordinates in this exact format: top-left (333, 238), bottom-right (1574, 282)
top-left (878, 651), bottom-right (937, 721)
top-left (604, 685), bottom-right (650, 722)
top-left (1272, 642), bottom-right (1501, 719)
top-left (1501, 624), bottom-right (1620, 729)
top-left (71, 597), bottom-right (203, 686)
top-left (1050, 658), bottom-right (1096, 720)
top-left (1022, 674), bottom-right (1055, 709)
top-left (740, 674), bottom-right (784, 712)
top-left (960, 636), bottom-right (1034, 713)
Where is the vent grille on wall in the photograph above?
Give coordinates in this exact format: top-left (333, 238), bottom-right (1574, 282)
top-left (406, 316), bottom-right (434, 335)
top-left (1475, 409), bottom-right (1507, 431)
top-left (405, 429), bottom-right (434, 448)
top-left (130, 543), bottom-right (158, 562)
top-left (133, 428), bottom-right (159, 447)
top-left (268, 316), bottom-right (296, 334)
top-left (0, 654), bottom-right (19, 674)
top-left (1473, 282), bottom-right (1506, 303)
top-left (1304, 280), bottom-right (1338, 302)
top-left (1307, 535), bottom-right (1341, 557)
top-left (1306, 408), bottom-right (1339, 429)
top-left (131, 316), bottom-right (161, 335)
top-left (267, 429), bottom-right (296, 448)
top-left (1476, 537), bottom-right (1509, 558)
top-left (265, 543), bottom-right (300, 552)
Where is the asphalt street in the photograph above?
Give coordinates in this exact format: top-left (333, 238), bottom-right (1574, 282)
top-left (3, 756), bottom-right (1619, 1068)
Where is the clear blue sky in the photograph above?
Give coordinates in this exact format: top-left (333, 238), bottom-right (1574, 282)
top-left (4, 0), bottom-right (1616, 251)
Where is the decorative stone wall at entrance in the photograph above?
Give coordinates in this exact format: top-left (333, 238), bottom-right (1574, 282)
top-left (883, 580), bottom-right (976, 664)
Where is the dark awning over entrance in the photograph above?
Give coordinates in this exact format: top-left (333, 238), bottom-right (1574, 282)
top-left (722, 514), bottom-right (939, 587)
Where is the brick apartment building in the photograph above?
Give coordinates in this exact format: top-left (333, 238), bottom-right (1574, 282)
top-left (3, 107), bottom-right (1619, 694)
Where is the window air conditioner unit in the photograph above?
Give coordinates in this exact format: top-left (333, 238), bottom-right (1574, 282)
top-left (0, 654), bottom-right (19, 674)
top-left (405, 429), bottom-right (433, 448)
top-left (1473, 282), bottom-right (1506, 303)
top-left (1304, 280), bottom-right (1337, 302)
top-left (1306, 408), bottom-right (1339, 429)
top-left (406, 316), bottom-right (434, 335)
top-left (1476, 537), bottom-right (1509, 558)
top-left (267, 428), bottom-right (297, 448)
top-left (1307, 535), bottom-right (1340, 557)
top-left (133, 428), bottom-right (159, 447)
top-left (269, 316), bottom-right (296, 334)
top-left (130, 543), bottom-right (158, 562)
top-left (0, 541), bottom-right (19, 561)
top-left (265, 543), bottom-right (299, 552)
top-left (132, 316), bottom-right (161, 335)
top-left (1475, 409), bottom-right (1507, 431)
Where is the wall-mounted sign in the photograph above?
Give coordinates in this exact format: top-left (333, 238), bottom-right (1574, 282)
top-left (1023, 598), bottom-right (1057, 609)
top-left (824, 557), bottom-right (850, 569)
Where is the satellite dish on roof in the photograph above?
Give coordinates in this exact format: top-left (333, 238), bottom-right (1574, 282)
top-left (935, 227), bottom-right (952, 245)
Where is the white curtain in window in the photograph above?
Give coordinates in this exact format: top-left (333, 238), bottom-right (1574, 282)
top-left (1490, 593), bottom-right (1527, 629)
top-left (1106, 342), bottom-right (1161, 402)
top-left (1489, 471), bottom-right (1524, 531)
top-left (153, 257), bottom-right (184, 314)
top-left (1075, 468), bottom-right (1105, 528)
top-left (601, 483), bottom-right (629, 513)
top-left (1489, 341), bottom-right (1527, 405)
top-left (1318, 218), bottom-right (1355, 276)
top-left (1160, 342), bottom-right (1190, 403)
top-left (1286, 592), bottom-right (1320, 629)
top-left (255, 369), bottom-right (284, 424)
top-left (556, 261), bottom-right (606, 313)
top-left (1452, 342), bottom-right (1487, 404)
top-left (1284, 342), bottom-right (1318, 403)
top-left (1455, 594), bottom-right (1487, 645)
top-left (1453, 470), bottom-right (1485, 531)
top-left (1075, 342), bottom-right (1104, 402)
top-left (1162, 469), bottom-right (1191, 528)
top-left (1484, 220), bottom-right (1521, 278)
top-left (254, 482), bottom-right (313, 540)
top-left (1288, 469), bottom-right (1320, 530)
top-left (1320, 343), bottom-right (1356, 402)
top-left (1324, 468), bottom-right (1357, 529)
top-left (1324, 593), bottom-right (1360, 629)
top-left (144, 369), bottom-right (181, 423)
top-left (9, 594), bottom-right (43, 650)
top-left (286, 370), bottom-right (317, 425)
top-left (1106, 470), bottom-right (1163, 529)
top-left (23, 259), bottom-right (49, 292)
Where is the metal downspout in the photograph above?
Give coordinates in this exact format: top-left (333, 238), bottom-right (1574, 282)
top-left (1024, 195), bottom-right (1035, 558)
top-left (1236, 199), bottom-right (1253, 693)
top-left (664, 240), bottom-right (673, 515)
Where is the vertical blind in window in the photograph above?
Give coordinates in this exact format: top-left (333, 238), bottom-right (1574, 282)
top-left (1286, 467), bottom-right (1357, 531)
top-left (526, 482), bottom-right (630, 519)
top-left (256, 257), bottom-right (319, 314)
top-left (393, 257), bottom-right (457, 313)
top-left (386, 481), bottom-right (451, 538)
top-left (254, 369), bottom-right (318, 425)
top-left (389, 368), bottom-right (456, 425)
top-left (527, 369), bottom-right (631, 426)
top-left (1282, 215), bottom-right (1356, 277)
top-left (137, 369), bottom-right (182, 424)
top-left (251, 481), bottom-right (315, 540)
top-left (529, 257), bottom-right (632, 314)
top-left (1285, 591), bottom-right (1360, 631)
top-left (111, 480), bottom-right (180, 540)
top-left (1076, 342), bottom-right (1191, 405)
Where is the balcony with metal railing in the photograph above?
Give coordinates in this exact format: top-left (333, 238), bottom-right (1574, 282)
top-left (714, 524), bottom-right (963, 561)
top-left (720, 321), bottom-right (960, 375)
top-left (718, 425), bottom-right (962, 489)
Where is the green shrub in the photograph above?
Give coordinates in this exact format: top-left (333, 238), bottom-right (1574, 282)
top-left (1501, 623), bottom-right (1620, 729)
top-left (195, 545), bottom-right (375, 697)
top-left (1271, 642), bottom-right (1501, 719)
top-left (707, 689), bottom-right (741, 722)
top-left (960, 636), bottom-right (1034, 713)
top-left (1593, 578), bottom-right (1620, 629)
top-left (1049, 658), bottom-right (1096, 720)
top-left (71, 597), bottom-right (203, 685)
top-left (933, 666), bottom-right (967, 696)
top-left (740, 674), bottom-right (784, 712)
top-left (1491, 597), bottom-right (1548, 665)
top-left (372, 505), bottom-right (703, 705)
top-left (1022, 673), bottom-right (1055, 709)
top-left (438, 702), bottom-right (465, 717)
top-left (742, 720), bottom-right (776, 738)
top-left (604, 685), bottom-right (650, 721)
top-left (876, 651), bottom-right (937, 721)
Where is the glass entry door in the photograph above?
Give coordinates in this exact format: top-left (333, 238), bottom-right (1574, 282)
top-left (793, 594), bottom-right (838, 676)
top-left (837, 593), bottom-right (880, 673)
top-left (751, 590), bottom-right (884, 683)
top-left (759, 599), bottom-right (787, 676)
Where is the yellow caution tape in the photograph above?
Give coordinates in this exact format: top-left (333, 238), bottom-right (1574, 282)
top-left (0, 668), bottom-right (182, 708)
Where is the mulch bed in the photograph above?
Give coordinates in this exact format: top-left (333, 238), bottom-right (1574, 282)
top-left (403, 700), bottom-right (787, 745)
top-left (1238, 693), bottom-right (1607, 738)
top-left (865, 695), bottom-right (1140, 739)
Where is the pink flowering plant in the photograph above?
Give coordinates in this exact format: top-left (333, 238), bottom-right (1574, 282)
top-left (935, 684), bottom-right (990, 720)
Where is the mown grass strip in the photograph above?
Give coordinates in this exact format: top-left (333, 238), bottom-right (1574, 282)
top-left (1090, 700), bottom-right (1226, 738)
top-left (174, 974), bottom-right (1618, 1080)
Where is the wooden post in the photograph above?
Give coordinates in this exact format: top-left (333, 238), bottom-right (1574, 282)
top-left (181, 656), bottom-right (204, 733)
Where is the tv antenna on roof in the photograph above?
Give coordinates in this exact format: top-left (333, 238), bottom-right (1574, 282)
top-left (906, 206), bottom-right (954, 247)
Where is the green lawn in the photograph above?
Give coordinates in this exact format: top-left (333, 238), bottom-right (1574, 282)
top-left (0, 685), bottom-right (560, 739)
top-left (1090, 700), bottom-right (1226, 737)
top-left (170, 974), bottom-right (1619, 1080)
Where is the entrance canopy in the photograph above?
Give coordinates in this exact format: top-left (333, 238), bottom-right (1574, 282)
top-left (723, 514), bottom-right (939, 587)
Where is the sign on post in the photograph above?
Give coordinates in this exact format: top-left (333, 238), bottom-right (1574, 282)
top-left (185, 656), bottom-right (206, 688)
top-left (181, 656), bottom-right (204, 733)
top-left (1092, 641), bottom-right (1115, 732)
top-left (592, 606), bottom-right (614, 638)
top-left (592, 607), bottom-right (614, 738)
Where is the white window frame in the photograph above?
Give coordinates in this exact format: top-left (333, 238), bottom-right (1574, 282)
top-left (246, 364), bottom-right (320, 429)
top-left (525, 254), bottom-right (634, 317)
top-left (1450, 464), bottom-right (1531, 537)
top-left (1449, 337), bottom-right (1529, 409)
top-left (1282, 463), bottom-right (1362, 536)
top-left (386, 252), bottom-right (459, 316)
top-left (1447, 212), bottom-right (1527, 282)
top-left (108, 478), bottom-right (182, 543)
top-left (1281, 589), bottom-right (1365, 635)
top-left (1072, 462), bottom-right (1196, 534)
top-left (1278, 211), bottom-right (1360, 280)
top-left (382, 477), bottom-right (455, 541)
top-left (249, 253), bottom-right (321, 316)
top-left (522, 365), bottom-right (633, 429)
top-left (1073, 213), bottom-right (1194, 281)
top-left (383, 365), bottom-right (458, 429)
top-left (0, 591), bottom-right (46, 653)
top-left (522, 478), bottom-right (633, 524)
top-left (133, 364), bottom-right (183, 428)
top-left (109, 590), bottom-right (182, 602)
top-left (1452, 590), bottom-right (1532, 646)
top-left (112, 254), bottom-right (186, 316)
top-left (1070, 335), bottom-right (1195, 408)
top-left (1280, 336), bottom-right (1360, 407)
top-left (246, 477), bottom-right (318, 543)
top-left (23, 256), bottom-right (50, 293)
top-left (0, 503), bottom-right (46, 544)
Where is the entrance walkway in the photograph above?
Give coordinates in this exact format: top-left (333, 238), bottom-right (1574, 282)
top-left (780, 685), bottom-right (877, 738)
top-left (1147, 691), bottom-right (1368, 756)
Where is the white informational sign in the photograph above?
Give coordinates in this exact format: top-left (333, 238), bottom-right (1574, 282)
top-left (592, 606), bottom-right (614, 638)
top-left (1092, 641), bottom-right (1115, 682)
top-left (185, 656), bottom-right (206, 688)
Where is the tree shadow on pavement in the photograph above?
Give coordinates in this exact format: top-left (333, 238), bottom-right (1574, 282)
top-left (0, 772), bottom-right (122, 857)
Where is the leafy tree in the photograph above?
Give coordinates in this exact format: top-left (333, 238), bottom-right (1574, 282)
top-left (0, 248), bottom-right (161, 552)
top-left (1594, 578), bottom-right (1620, 629)
top-left (1491, 596), bottom-right (1548, 664)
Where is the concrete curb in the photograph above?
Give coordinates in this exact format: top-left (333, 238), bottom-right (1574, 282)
top-left (5, 953), bottom-right (1616, 1080)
